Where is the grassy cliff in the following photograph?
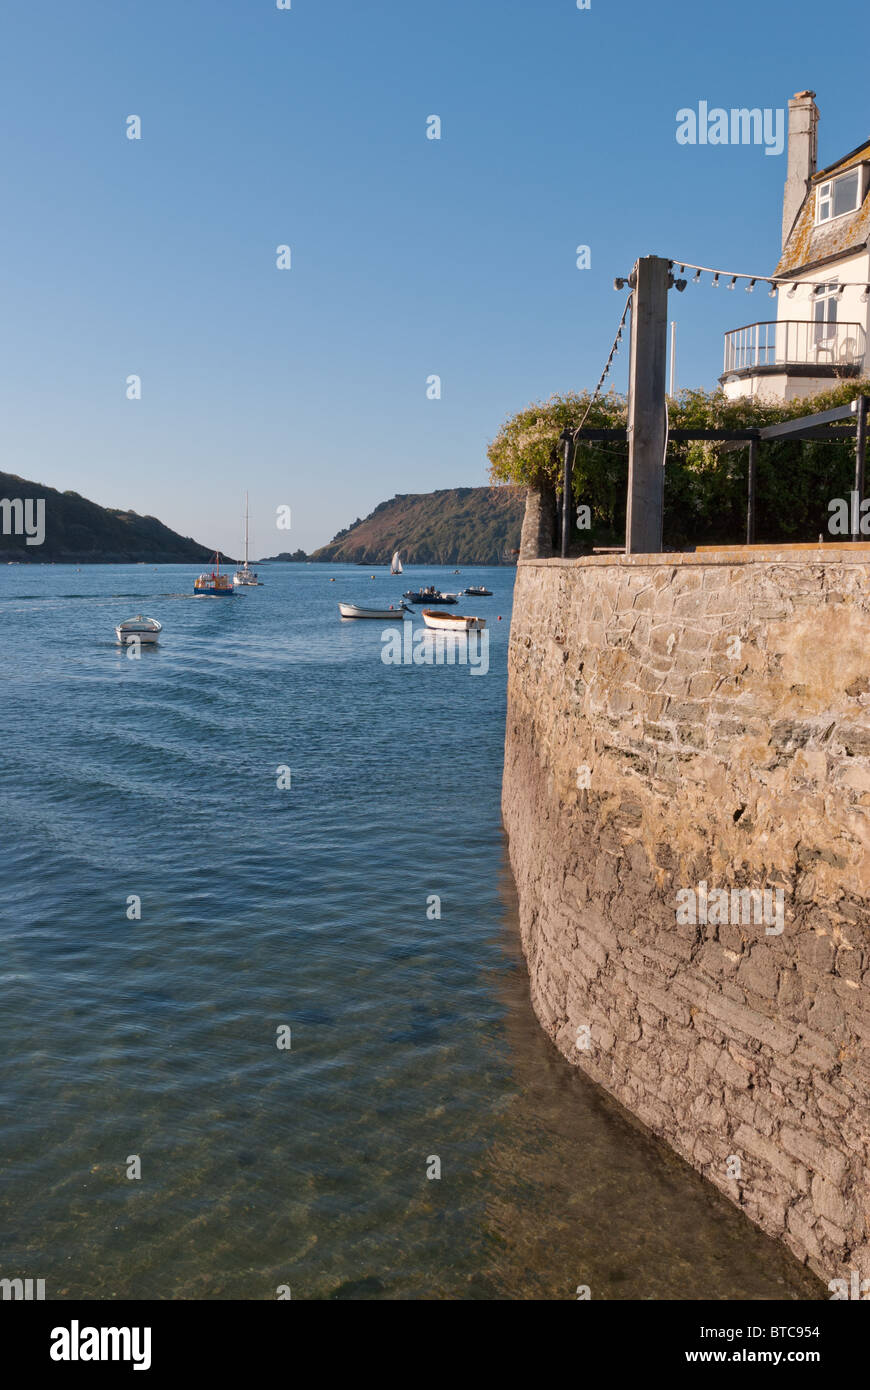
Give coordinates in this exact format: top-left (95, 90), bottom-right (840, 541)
top-left (0, 471), bottom-right (222, 563)
top-left (307, 487), bottom-right (524, 565)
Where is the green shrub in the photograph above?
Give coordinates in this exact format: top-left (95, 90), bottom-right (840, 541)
top-left (487, 380), bottom-right (870, 546)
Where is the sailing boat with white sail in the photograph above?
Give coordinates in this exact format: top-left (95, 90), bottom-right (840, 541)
top-left (390, 549), bottom-right (403, 575)
top-left (234, 494), bottom-right (261, 586)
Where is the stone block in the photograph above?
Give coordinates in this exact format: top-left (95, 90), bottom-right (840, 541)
top-left (780, 1127), bottom-right (848, 1185)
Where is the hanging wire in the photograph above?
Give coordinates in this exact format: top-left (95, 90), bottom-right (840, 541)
top-left (668, 258), bottom-right (870, 296)
top-left (573, 293), bottom-right (633, 441)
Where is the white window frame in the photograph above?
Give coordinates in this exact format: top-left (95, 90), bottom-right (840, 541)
top-left (812, 281), bottom-right (839, 346)
top-left (815, 167), bottom-right (863, 225)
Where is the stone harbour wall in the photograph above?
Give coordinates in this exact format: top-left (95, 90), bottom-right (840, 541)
top-left (502, 547), bottom-right (870, 1282)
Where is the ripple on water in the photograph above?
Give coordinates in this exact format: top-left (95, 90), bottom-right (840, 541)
top-left (0, 565), bottom-right (824, 1299)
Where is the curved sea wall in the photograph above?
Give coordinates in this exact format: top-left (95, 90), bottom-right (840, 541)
top-left (503, 547), bottom-right (870, 1282)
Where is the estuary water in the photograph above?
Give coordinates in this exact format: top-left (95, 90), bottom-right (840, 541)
top-left (0, 563), bottom-right (822, 1300)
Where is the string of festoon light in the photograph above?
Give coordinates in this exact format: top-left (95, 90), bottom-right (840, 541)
top-left (574, 292), bottom-right (633, 437)
top-left (659, 260), bottom-right (870, 302)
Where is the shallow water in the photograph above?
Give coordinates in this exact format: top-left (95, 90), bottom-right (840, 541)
top-left (0, 563), bottom-right (822, 1299)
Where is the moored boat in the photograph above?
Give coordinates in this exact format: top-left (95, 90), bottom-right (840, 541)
top-left (403, 586), bottom-right (458, 604)
top-left (234, 494), bottom-right (261, 586)
top-left (194, 552), bottom-right (234, 595)
top-left (339, 601), bottom-right (412, 619)
top-left (421, 609), bottom-right (485, 631)
top-left (115, 615), bottom-right (162, 644)
top-left (463, 585), bottom-right (492, 596)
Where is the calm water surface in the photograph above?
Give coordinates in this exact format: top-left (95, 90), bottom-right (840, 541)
top-left (0, 564), bottom-right (822, 1299)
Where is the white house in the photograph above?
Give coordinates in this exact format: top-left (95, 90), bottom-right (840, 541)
top-left (721, 91), bottom-right (870, 402)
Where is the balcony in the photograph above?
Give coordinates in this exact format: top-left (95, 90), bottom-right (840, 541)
top-left (723, 319), bottom-right (865, 377)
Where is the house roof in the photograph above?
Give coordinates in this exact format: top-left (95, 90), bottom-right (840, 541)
top-left (774, 138), bottom-right (870, 278)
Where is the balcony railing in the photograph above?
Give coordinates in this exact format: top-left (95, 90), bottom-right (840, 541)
top-left (723, 320), bottom-right (865, 374)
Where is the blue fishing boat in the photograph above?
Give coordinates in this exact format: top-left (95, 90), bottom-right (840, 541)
top-left (194, 552), bottom-right (234, 596)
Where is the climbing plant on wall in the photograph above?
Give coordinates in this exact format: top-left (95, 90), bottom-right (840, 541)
top-left (487, 380), bottom-right (870, 547)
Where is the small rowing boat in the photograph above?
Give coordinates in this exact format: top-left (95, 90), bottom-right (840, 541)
top-left (339, 602), bottom-right (411, 619)
top-left (115, 615), bottom-right (162, 644)
top-left (421, 609), bottom-right (485, 631)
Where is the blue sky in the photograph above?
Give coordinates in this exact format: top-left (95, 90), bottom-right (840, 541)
top-left (1, 0), bottom-right (868, 556)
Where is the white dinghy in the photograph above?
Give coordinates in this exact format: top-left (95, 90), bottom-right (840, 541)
top-left (339, 601), bottom-right (411, 620)
top-left (115, 615), bottom-right (162, 644)
top-left (421, 609), bottom-right (485, 632)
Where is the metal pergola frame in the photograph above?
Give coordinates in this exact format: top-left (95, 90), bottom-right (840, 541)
top-left (558, 394), bottom-right (869, 554)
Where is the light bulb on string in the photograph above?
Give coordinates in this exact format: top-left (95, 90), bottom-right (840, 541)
top-left (692, 269), bottom-right (701, 283)
top-left (745, 279), bottom-right (756, 293)
top-left (727, 276), bottom-right (738, 290)
top-left (787, 283), bottom-right (798, 298)
top-left (768, 283), bottom-right (778, 298)
top-left (712, 274), bottom-right (720, 287)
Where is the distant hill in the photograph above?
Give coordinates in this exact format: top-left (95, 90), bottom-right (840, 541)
top-left (297, 487), bottom-right (524, 565)
top-left (0, 471), bottom-right (225, 563)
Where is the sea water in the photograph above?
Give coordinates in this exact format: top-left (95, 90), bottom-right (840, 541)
top-left (0, 564), bottom-right (821, 1299)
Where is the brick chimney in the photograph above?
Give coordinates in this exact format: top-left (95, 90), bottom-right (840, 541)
top-left (782, 91), bottom-right (819, 250)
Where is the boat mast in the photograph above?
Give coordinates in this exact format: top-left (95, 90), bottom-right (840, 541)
top-left (244, 492), bottom-right (249, 568)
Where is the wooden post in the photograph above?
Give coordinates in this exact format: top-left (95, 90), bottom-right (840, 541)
top-left (626, 256), bottom-right (670, 554)
top-left (852, 395), bottom-right (867, 542)
top-left (746, 436), bottom-right (758, 545)
top-left (560, 429), bottom-right (575, 558)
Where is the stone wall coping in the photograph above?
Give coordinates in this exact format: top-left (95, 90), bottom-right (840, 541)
top-left (519, 543), bottom-right (870, 570)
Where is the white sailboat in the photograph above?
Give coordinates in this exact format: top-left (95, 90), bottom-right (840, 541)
top-left (234, 494), bottom-right (261, 586)
top-left (390, 549), bottom-right (403, 575)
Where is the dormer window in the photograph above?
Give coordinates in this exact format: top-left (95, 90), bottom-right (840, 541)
top-left (816, 168), bottom-right (862, 223)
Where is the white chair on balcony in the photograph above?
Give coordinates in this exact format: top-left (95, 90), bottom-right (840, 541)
top-left (814, 338), bottom-right (836, 364)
